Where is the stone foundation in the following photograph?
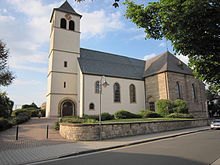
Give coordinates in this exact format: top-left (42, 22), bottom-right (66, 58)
top-left (60, 119), bottom-right (210, 141)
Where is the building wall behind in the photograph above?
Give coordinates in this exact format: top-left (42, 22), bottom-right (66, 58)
top-left (83, 74), bottom-right (145, 115)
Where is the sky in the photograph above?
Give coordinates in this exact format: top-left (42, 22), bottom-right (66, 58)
top-left (0, 0), bottom-right (189, 108)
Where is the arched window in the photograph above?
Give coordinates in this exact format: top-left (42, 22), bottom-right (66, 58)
top-left (69, 20), bottom-right (75, 31)
top-left (60, 18), bottom-right (66, 29)
top-left (130, 84), bottom-right (136, 103)
top-left (114, 83), bottom-right (120, 102)
top-left (95, 81), bottom-right (100, 94)
top-left (176, 82), bottom-right (181, 99)
top-left (192, 84), bottom-right (196, 100)
top-left (89, 103), bottom-right (95, 110)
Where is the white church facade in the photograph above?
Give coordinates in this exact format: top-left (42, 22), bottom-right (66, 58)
top-left (46, 1), bottom-right (208, 118)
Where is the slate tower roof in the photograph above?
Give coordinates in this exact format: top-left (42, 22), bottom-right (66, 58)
top-left (50, 1), bottom-right (81, 22)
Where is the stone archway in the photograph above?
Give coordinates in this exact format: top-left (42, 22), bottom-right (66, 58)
top-left (60, 100), bottom-right (75, 117)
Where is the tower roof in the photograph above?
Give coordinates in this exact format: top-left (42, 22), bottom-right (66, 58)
top-left (50, 1), bottom-right (82, 22)
top-left (143, 51), bottom-right (193, 77)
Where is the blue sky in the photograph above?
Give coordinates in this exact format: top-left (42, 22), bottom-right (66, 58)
top-left (0, 0), bottom-right (188, 108)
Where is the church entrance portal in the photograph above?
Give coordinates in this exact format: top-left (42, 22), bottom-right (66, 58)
top-left (61, 100), bottom-right (75, 117)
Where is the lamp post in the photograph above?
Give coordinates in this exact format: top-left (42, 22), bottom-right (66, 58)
top-left (99, 76), bottom-right (109, 140)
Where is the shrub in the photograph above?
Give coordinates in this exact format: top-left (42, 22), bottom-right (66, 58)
top-left (0, 118), bottom-right (12, 131)
top-left (139, 110), bottom-right (162, 118)
top-left (156, 99), bottom-right (174, 116)
top-left (82, 113), bottom-right (114, 121)
top-left (61, 117), bottom-right (83, 123)
top-left (12, 109), bottom-right (31, 117)
top-left (29, 109), bottom-right (46, 117)
top-left (173, 99), bottom-right (188, 114)
top-left (167, 113), bottom-right (193, 118)
top-left (114, 110), bottom-right (141, 119)
top-left (11, 114), bottom-right (30, 125)
top-left (54, 121), bottom-right (60, 130)
top-left (83, 119), bottom-right (98, 123)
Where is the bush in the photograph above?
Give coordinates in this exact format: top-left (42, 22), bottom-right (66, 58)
top-left (114, 110), bottom-right (141, 119)
top-left (29, 109), bottom-right (46, 117)
top-left (12, 109), bottom-right (31, 117)
top-left (54, 121), bottom-right (60, 130)
top-left (61, 117), bottom-right (83, 123)
top-left (173, 99), bottom-right (188, 114)
top-left (139, 110), bottom-right (162, 118)
top-left (0, 118), bottom-right (12, 131)
top-left (83, 119), bottom-right (98, 123)
top-left (167, 113), bottom-right (193, 118)
top-left (82, 113), bottom-right (114, 121)
top-left (156, 99), bottom-right (174, 117)
top-left (11, 114), bottom-right (31, 125)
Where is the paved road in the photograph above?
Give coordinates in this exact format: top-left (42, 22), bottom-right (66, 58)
top-left (36, 129), bottom-right (220, 165)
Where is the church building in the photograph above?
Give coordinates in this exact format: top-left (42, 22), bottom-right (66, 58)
top-left (46, 1), bottom-right (208, 118)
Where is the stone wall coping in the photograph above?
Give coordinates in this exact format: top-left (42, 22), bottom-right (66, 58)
top-left (60, 118), bottom-right (209, 127)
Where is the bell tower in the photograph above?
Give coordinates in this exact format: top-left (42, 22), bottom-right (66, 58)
top-left (46, 1), bottom-right (82, 117)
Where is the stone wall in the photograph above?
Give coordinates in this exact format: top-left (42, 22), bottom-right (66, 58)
top-left (60, 119), bottom-right (210, 141)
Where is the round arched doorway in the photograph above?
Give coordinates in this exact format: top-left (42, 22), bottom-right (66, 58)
top-left (60, 100), bottom-right (75, 117)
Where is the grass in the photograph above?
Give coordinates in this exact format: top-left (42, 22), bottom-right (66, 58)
top-left (102, 118), bottom-right (194, 123)
top-left (61, 117), bottom-right (194, 124)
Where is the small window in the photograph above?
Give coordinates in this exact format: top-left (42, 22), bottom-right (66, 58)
top-left (149, 102), bottom-right (155, 111)
top-left (64, 82), bottom-right (66, 88)
top-left (176, 82), bottom-right (181, 99)
top-left (64, 61), bottom-right (67, 67)
top-left (130, 84), bottom-right (136, 103)
top-left (60, 18), bottom-right (67, 29)
top-left (95, 81), bottom-right (100, 94)
top-left (69, 20), bottom-right (75, 31)
top-left (114, 83), bottom-right (120, 102)
top-left (192, 84), bottom-right (196, 100)
top-left (89, 103), bottom-right (94, 110)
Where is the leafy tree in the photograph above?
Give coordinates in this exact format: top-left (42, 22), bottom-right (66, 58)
top-left (124, 0), bottom-right (220, 91)
top-left (0, 40), bottom-right (15, 86)
top-left (21, 102), bottom-right (39, 109)
top-left (0, 92), bottom-right (14, 118)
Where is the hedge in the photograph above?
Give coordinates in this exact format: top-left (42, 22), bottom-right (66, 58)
top-left (167, 113), bottom-right (193, 118)
top-left (114, 110), bottom-right (141, 119)
top-left (0, 118), bottom-right (12, 131)
top-left (139, 110), bottom-right (162, 118)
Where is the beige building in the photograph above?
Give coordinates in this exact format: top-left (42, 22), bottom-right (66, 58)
top-left (46, 1), bottom-right (207, 118)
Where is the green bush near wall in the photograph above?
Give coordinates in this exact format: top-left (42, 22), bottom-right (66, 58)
top-left (114, 110), bottom-right (141, 119)
top-left (173, 99), bottom-right (189, 114)
top-left (139, 110), bottom-right (162, 118)
top-left (156, 99), bottom-right (174, 116)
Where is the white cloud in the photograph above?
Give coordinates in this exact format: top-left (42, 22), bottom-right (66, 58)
top-left (81, 10), bottom-right (124, 38)
top-left (176, 54), bottom-right (189, 65)
top-left (11, 64), bottom-right (47, 73)
top-left (14, 80), bottom-right (42, 85)
top-left (130, 33), bottom-right (146, 40)
top-left (159, 42), bottom-right (166, 47)
top-left (143, 53), bottom-right (157, 61)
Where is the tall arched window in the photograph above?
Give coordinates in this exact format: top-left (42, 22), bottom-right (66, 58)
top-left (130, 84), bottom-right (136, 103)
top-left (69, 20), bottom-right (75, 31)
top-left (176, 82), bottom-right (181, 99)
top-left (114, 83), bottom-right (120, 102)
top-left (60, 18), bottom-right (67, 29)
top-left (192, 84), bottom-right (196, 100)
top-left (95, 81), bottom-right (100, 94)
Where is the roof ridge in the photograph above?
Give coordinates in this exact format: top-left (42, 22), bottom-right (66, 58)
top-left (80, 48), bottom-right (145, 62)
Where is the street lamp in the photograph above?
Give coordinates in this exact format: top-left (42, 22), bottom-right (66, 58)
top-left (99, 76), bottom-right (109, 140)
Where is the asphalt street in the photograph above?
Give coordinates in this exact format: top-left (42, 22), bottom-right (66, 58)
top-left (36, 129), bottom-right (220, 165)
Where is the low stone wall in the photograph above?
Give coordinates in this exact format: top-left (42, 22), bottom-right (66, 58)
top-left (59, 119), bottom-right (210, 141)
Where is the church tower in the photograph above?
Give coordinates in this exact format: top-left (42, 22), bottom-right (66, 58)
top-left (46, 1), bottom-right (82, 117)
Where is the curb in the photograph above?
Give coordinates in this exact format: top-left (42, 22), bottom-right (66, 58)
top-left (58, 127), bottom-right (210, 158)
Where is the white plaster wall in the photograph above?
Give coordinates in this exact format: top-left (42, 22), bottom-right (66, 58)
top-left (50, 72), bottom-right (77, 94)
top-left (83, 74), bottom-right (145, 115)
top-left (51, 50), bottom-right (79, 73)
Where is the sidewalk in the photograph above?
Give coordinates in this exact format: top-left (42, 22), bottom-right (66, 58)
top-left (0, 126), bottom-right (210, 165)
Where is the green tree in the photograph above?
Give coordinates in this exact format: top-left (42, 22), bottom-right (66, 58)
top-left (0, 40), bottom-right (15, 86)
top-left (124, 0), bottom-right (220, 91)
top-left (21, 102), bottom-right (39, 109)
top-left (0, 92), bottom-right (14, 118)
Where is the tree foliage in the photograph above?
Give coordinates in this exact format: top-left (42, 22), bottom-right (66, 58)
top-left (0, 40), bottom-right (15, 86)
top-left (124, 0), bottom-right (220, 91)
top-left (0, 92), bottom-right (14, 118)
